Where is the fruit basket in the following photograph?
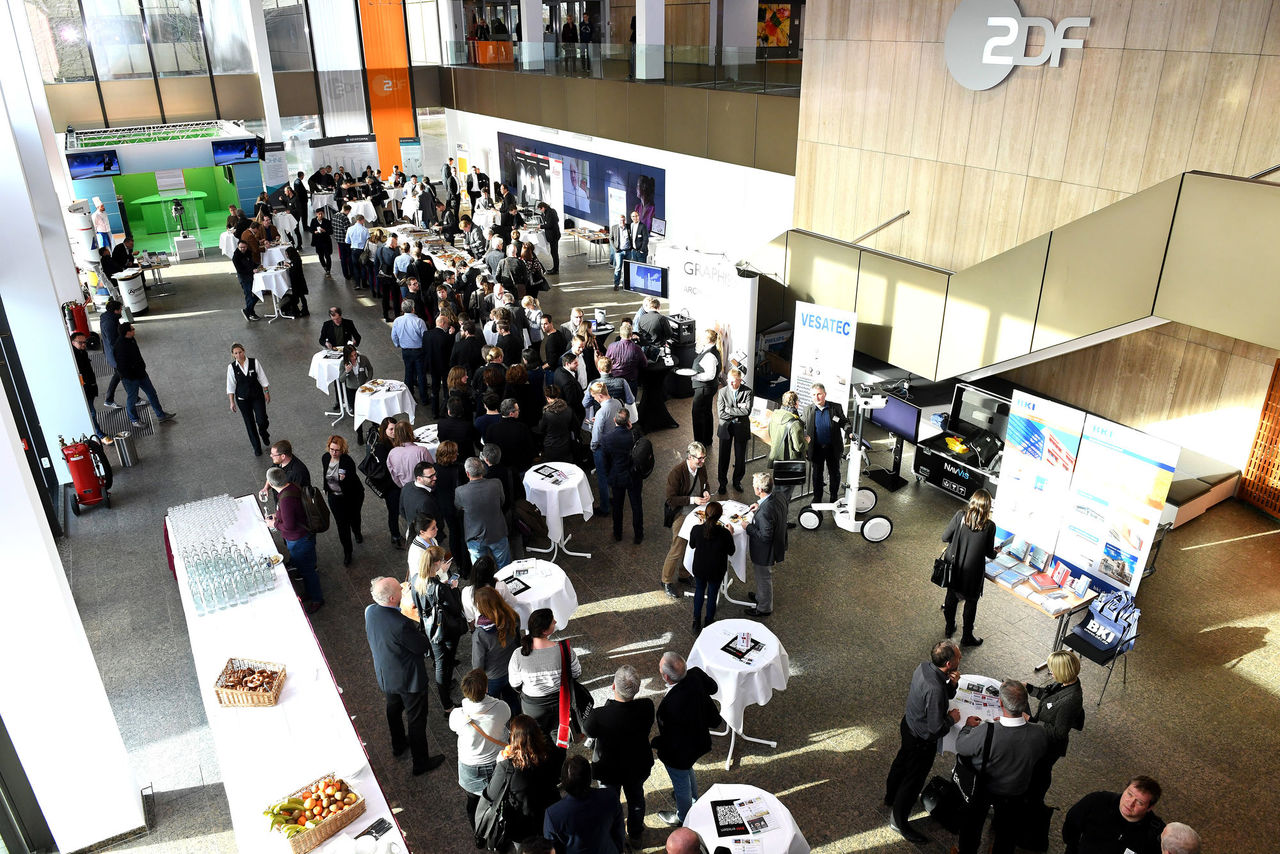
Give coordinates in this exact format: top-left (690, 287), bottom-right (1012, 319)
top-left (213, 658), bottom-right (286, 707)
top-left (265, 773), bottom-right (365, 854)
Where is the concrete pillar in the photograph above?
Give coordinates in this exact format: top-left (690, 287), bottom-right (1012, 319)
top-left (635, 0), bottom-right (664, 80)
top-left (244, 0), bottom-right (283, 141)
top-left (519, 0), bottom-right (544, 70)
top-left (439, 0), bottom-right (467, 66)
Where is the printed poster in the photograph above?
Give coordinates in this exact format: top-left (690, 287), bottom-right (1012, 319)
top-left (790, 301), bottom-right (857, 410)
top-left (1052, 415), bottom-right (1178, 594)
top-left (993, 391), bottom-right (1086, 551)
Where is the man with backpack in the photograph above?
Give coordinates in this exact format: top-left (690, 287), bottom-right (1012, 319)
top-left (266, 466), bottom-right (324, 614)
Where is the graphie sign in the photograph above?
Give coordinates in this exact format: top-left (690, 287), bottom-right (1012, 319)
top-left (945, 0), bottom-right (1090, 91)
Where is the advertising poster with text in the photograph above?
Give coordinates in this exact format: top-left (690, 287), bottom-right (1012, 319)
top-left (992, 391), bottom-right (1085, 551)
top-left (1053, 416), bottom-right (1178, 594)
top-left (790, 301), bottom-right (857, 410)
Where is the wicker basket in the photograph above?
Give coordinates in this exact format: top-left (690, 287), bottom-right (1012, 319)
top-left (280, 773), bottom-right (366, 854)
top-left (213, 658), bottom-right (286, 707)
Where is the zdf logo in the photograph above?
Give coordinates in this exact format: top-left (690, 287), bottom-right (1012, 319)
top-left (945, 0), bottom-right (1090, 91)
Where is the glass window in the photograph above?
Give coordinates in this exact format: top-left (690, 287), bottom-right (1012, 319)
top-left (406, 0), bottom-right (442, 66)
top-left (142, 0), bottom-right (207, 76)
top-left (202, 0), bottom-right (253, 74)
top-left (82, 0), bottom-right (153, 80)
top-left (263, 0), bottom-right (312, 72)
top-left (281, 114), bottom-right (322, 175)
top-left (23, 0), bottom-right (95, 83)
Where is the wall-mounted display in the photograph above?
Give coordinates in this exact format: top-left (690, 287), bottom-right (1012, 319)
top-left (68, 149), bottom-right (121, 179)
top-left (210, 138), bottom-right (262, 166)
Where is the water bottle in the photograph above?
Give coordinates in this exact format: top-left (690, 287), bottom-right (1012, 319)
top-left (237, 571), bottom-right (250, 605)
top-left (192, 581), bottom-right (206, 617)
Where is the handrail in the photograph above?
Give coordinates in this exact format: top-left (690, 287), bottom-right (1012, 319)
top-left (850, 210), bottom-right (910, 245)
top-left (1249, 163), bottom-right (1280, 180)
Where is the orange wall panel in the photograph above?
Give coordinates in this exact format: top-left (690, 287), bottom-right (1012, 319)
top-left (360, 0), bottom-right (415, 170)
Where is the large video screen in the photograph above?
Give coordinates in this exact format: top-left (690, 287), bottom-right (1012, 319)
top-left (67, 149), bottom-right (121, 179)
top-left (868, 394), bottom-right (920, 443)
top-left (212, 137), bottom-right (263, 166)
top-left (626, 261), bottom-right (668, 298)
top-left (498, 132), bottom-right (665, 229)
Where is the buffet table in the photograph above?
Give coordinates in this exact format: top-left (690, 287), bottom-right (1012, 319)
top-left (168, 495), bottom-right (408, 853)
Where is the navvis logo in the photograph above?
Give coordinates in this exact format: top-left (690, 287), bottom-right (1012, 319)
top-left (945, 0), bottom-right (1090, 91)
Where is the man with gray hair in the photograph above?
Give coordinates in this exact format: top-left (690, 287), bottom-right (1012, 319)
top-left (390, 297), bottom-right (428, 402)
top-left (652, 652), bottom-right (720, 827)
top-left (363, 577), bottom-right (444, 775)
top-left (1161, 822), bottom-right (1200, 854)
top-left (583, 665), bottom-right (656, 845)
top-left (454, 456), bottom-right (511, 567)
top-left (954, 679), bottom-right (1048, 854)
top-left (740, 470), bottom-right (788, 618)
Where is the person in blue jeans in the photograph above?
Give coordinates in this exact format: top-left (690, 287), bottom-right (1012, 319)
top-left (652, 652), bottom-right (721, 826)
top-left (266, 468), bottom-right (323, 614)
top-left (587, 381), bottom-right (622, 514)
top-left (113, 323), bottom-right (176, 428)
top-left (454, 457), bottom-right (513, 569)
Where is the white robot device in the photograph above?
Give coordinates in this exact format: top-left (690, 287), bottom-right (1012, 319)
top-left (796, 388), bottom-right (894, 542)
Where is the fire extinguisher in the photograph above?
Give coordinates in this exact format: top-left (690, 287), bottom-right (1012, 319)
top-left (59, 435), bottom-right (113, 516)
top-left (62, 300), bottom-right (100, 350)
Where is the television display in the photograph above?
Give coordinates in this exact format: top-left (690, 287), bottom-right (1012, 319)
top-left (211, 137), bottom-right (262, 166)
top-left (67, 149), bottom-right (121, 179)
top-left (626, 261), bottom-right (668, 298)
top-left (651, 216), bottom-right (667, 237)
top-left (868, 393), bottom-right (920, 443)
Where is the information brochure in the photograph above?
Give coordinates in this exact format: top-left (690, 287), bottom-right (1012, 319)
top-left (721, 636), bottom-right (765, 664)
top-left (711, 800), bottom-right (748, 836)
top-left (534, 464), bottom-right (567, 484)
top-left (734, 796), bottom-right (781, 834)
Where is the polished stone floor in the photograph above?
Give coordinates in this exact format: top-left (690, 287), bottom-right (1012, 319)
top-left (60, 241), bottom-right (1280, 853)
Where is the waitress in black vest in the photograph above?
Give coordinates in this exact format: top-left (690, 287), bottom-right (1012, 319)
top-left (226, 343), bottom-right (270, 456)
top-left (689, 327), bottom-right (721, 447)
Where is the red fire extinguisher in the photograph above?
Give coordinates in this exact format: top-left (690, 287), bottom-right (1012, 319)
top-left (59, 435), bottom-right (113, 515)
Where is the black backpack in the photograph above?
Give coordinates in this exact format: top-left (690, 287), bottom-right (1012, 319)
top-left (630, 431), bottom-right (655, 479)
top-left (296, 485), bottom-right (331, 534)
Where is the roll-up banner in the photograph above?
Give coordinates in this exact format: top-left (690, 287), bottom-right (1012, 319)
top-left (790, 301), bottom-right (857, 410)
top-left (659, 246), bottom-right (757, 389)
top-left (262, 141), bottom-right (288, 193)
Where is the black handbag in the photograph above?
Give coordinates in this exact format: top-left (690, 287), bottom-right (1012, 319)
top-left (425, 581), bottom-right (467, 644)
top-left (473, 766), bottom-right (512, 850)
top-left (951, 721), bottom-right (996, 804)
top-left (931, 547), bottom-right (955, 588)
top-left (662, 501), bottom-right (679, 529)
top-left (358, 446), bottom-right (393, 498)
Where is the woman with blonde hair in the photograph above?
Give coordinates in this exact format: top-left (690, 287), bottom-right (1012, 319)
top-left (940, 488), bottom-right (998, 646)
top-left (472, 585), bottom-right (522, 713)
top-left (1022, 650), bottom-right (1085, 845)
top-left (410, 545), bottom-right (465, 709)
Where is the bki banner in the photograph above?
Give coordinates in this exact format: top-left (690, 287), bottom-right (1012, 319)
top-left (789, 301), bottom-right (857, 410)
top-left (994, 391), bottom-right (1086, 552)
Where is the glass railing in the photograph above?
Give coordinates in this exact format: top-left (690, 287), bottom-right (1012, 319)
top-left (442, 41), bottom-right (801, 97)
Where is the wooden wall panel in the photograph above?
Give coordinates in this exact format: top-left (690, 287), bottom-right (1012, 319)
top-left (1026, 50), bottom-right (1083, 181)
top-left (910, 43), bottom-right (946, 161)
top-left (1126, 0), bottom-right (1176, 50)
top-left (884, 42), bottom-right (922, 155)
top-left (1187, 53), bottom-right (1258, 173)
top-left (1138, 51), bottom-right (1209, 188)
top-left (1097, 50), bottom-right (1164, 193)
top-left (859, 41), bottom-right (895, 151)
top-left (1166, 0), bottom-right (1220, 52)
top-left (1060, 49), bottom-right (1123, 186)
top-left (1212, 0), bottom-right (1271, 54)
top-left (1234, 55), bottom-right (1280, 175)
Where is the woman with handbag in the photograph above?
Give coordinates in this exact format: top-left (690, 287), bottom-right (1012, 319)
top-left (448, 667), bottom-right (511, 833)
top-left (940, 489), bottom-right (999, 647)
top-left (472, 586), bottom-right (522, 715)
top-left (688, 500), bottom-right (735, 633)
top-left (411, 545), bottom-right (466, 710)
top-left (481, 715), bottom-right (561, 852)
top-left (365, 416), bottom-right (403, 548)
top-left (1021, 650), bottom-right (1085, 850)
top-left (535, 386), bottom-right (577, 464)
top-left (320, 435), bottom-right (364, 567)
top-left (508, 608), bottom-right (579, 746)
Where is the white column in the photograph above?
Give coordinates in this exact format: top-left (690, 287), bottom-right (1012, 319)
top-left (438, 0), bottom-right (466, 66)
top-left (1, 0), bottom-right (95, 465)
top-left (519, 0), bottom-right (544, 70)
top-left (244, 0), bottom-right (283, 140)
top-left (635, 0), bottom-right (664, 80)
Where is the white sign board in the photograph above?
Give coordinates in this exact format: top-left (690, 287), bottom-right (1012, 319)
top-left (993, 390), bottom-right (1086, 551)
top-left (308, 134), bottom-right (380, 177)
top-left (790, 300), bottom-right (857, 410)
top-left (658, 246), bottom-right (757, 388)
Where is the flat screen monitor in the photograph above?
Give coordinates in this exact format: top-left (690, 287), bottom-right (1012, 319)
top-left (626, 261), bottom-right (668, 298)
top-left (650, 217), bottom-right (666, 237)
top-left (211, 137), bottom-right (263, 166)
top-left (67, 149), bottom-right (121, 179)
top-left (868, 393), bottom-right (920, 443)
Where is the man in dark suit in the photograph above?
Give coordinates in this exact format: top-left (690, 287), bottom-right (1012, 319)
top-left (424, 313), bottom-right (455, 418)
top-left (954, 680), bottom-right (1048, 854)
top-left (539, 312), bottom-right (570, 369)
top-left (627, 209), bottom-right (648, 263)
top-left (441, 157), bottom-right (454, 186)
top-left (232, 238), bottom-right (261, 322)
top-left (363, 577), bottom-right (446, 775)
top-left (110, 238), bottom-right (138, 274)
top-left (885, 640), bottom-right (962, 844)
top-left (581, 665), bottom-right (654, 846)
top-left (460, 216), bottom-right (486, 257)
top-left (438, 397), bottom-right (480, 456)
top-left (801, 383), bottom-right (850, 504)
top-left (652, 652), bottom-right (720, 826)
top-left (318, 306), bottom-right (360, 349)
top-left (740, 470), bottom-right (787, 617)
top-left (292, 171), bottom-right (309, 220)
top-left (609, 213), bottom-right (631, 289)
top-left (535, 201), bottom-right (561, 274)
top-left (445, 167), bottom-right (460, 218)
top-left (484, 399), bottom-right (537, 481)
top-left (450, 320), bottom-right (485, 375)
top-left (399, 461), bottom-right (441, 536)
top-left (554, 352), bottom-right (586, 425)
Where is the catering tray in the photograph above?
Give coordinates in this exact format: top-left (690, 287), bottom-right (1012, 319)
top-left (213, 657), bottom-right (286, 707)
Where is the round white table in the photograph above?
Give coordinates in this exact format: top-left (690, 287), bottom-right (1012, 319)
top-left (308, 350), bottom-right (352, 424)
top-left (251, 268), bottom-right (292, 322)
top-left (412, 423), bottom-right (441, 457)
top-left (348, 199), bottom-right (378, 224)
top-left (521, 463), bottom-right (594, 559)
top-left (518, 227), bottom-right (553, 268)
top-left (941, 674), bottom-right (1003, 754)
top-left (472, 209), bottom-right (497, 230)
top-left (353, 380), bottom-right (415, 432)
top-left (260, 244), bottom-right (289, 268)
top-left (688, 618), bottom-right (789, 768)
top-left (494, 558), bottom-right (579, 630)
top-left (312, 191), bottom-right (336, 212)
top-left (219, 230), bottom-right (238, 258)
top-left (401, 193), bottom-right (423, 220)
top-left (684, 783), bottom-right (810, 854)
top-left (680, 499), bottom-right (752, 583)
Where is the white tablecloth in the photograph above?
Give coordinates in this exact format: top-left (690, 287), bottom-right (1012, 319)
top-left (168, 496), bottom-right (408, 853)
top-left (680, 499), bottom-right (752, 582)
top-left (518, 227), bottom-right (552, 268)
top-left (387, 187), bottom-right (406, 203)
top-left (472, 208), bottom-right (497, 230)
top-left (308, 350), bottom-right (345, 393)
top-left (348, 199), bottom-right (378, 224)
top-left (220, 230), bottom-right (238, 258)
top-left (273, 211), bottom-right (298, 236)
top-left (353, 380), bottom-right (414, 432)
top-left (412, 423), bottom-right (441, 457)
top-left (251, 268), bottom-right (291, 299)
top-left (495, 558), bottom-right (579, 630)
top-left (522, 463), bottom-right (594, 544)
top-left (401, 193), bottom-right (423, 219)
top-left (941, 674), bottom-right (1003, 754)
top-left (312, 191), bottom-right (336, 212)
top-left (688, 618), bottom-right (789, 733)
top-left (684, 783), bottom-right (810, 854)
top-left (260, 244), bottom-right (289, 268)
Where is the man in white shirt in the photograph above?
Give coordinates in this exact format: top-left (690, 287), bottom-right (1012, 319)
top-left (92, 203), bottom-right (111, 249)
top-left (609, 213), bottom-right (631, 289)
